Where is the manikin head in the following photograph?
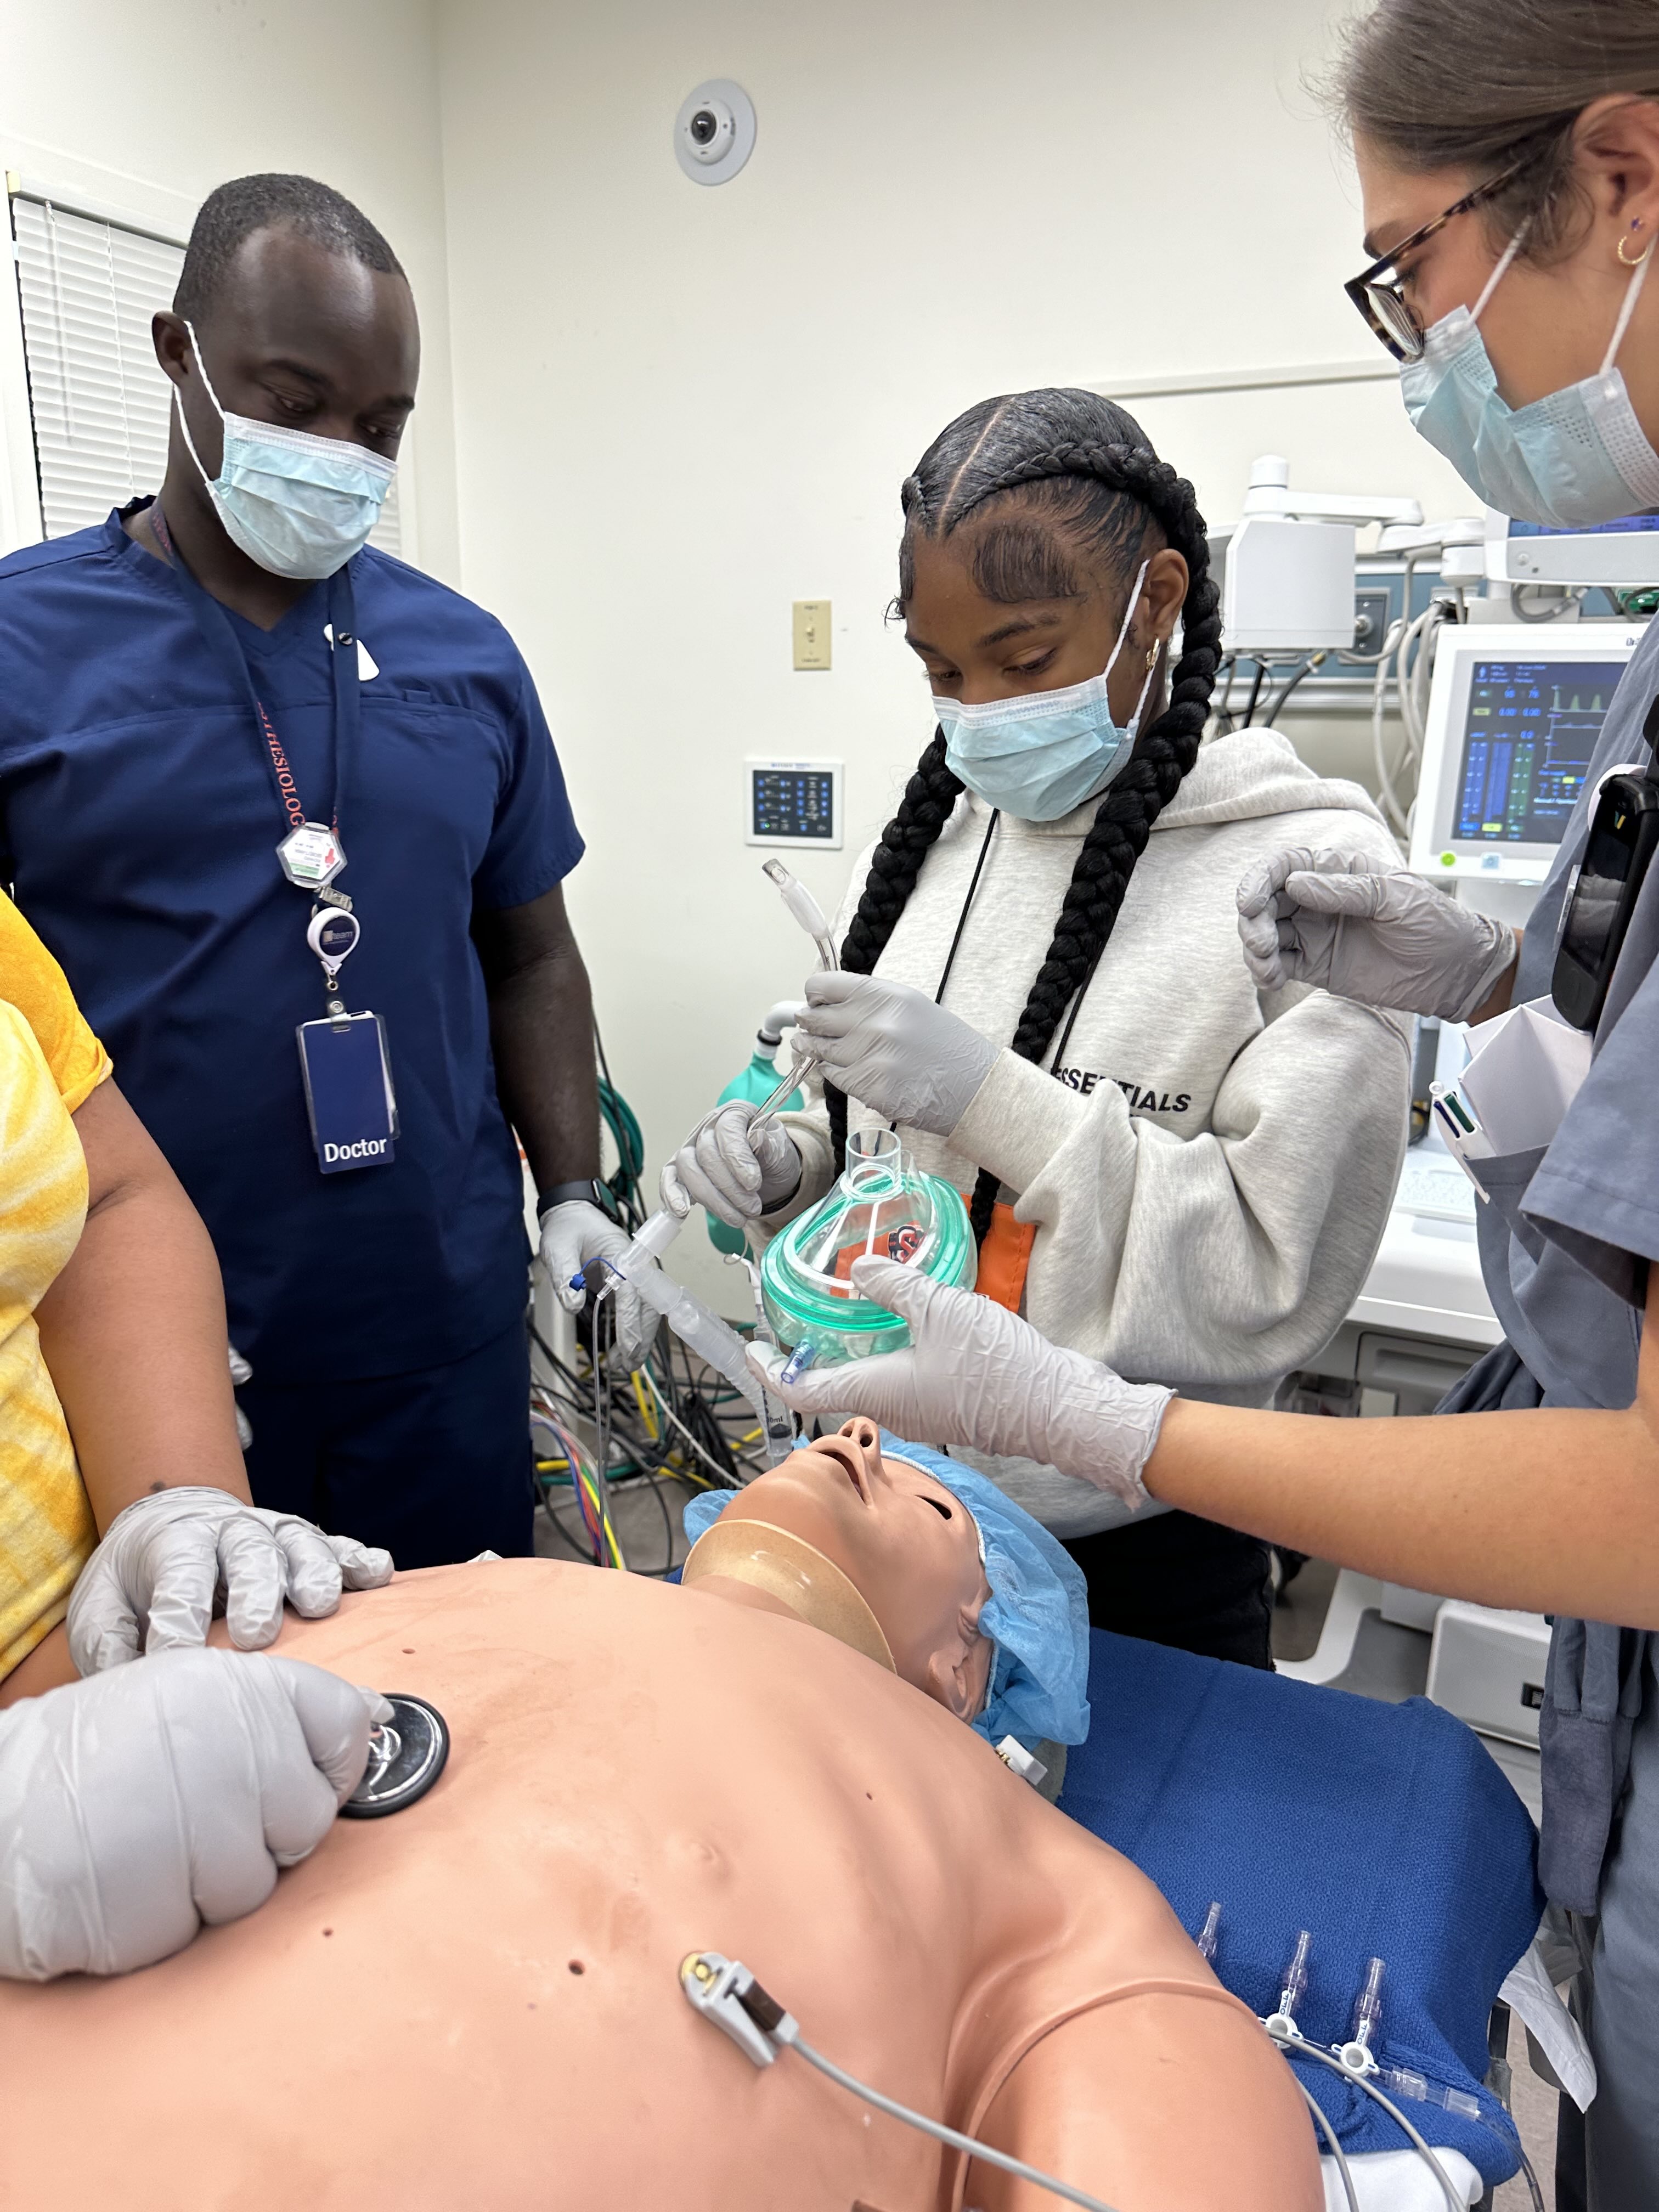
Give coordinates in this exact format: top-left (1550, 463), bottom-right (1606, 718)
top-left (691, 1418), bottom-right (996, 1724)
top-left (683, 1421), bottom-right (1093, 1752)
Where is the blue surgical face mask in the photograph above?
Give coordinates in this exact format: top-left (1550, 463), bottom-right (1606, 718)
top-left (175, 320), bottom-right (397, 580)
top-left (933, 560), bottom-right (1157, 823)
top-left (1402, 227), bottom-right (1659, 529)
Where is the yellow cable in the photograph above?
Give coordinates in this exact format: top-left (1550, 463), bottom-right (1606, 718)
top-left (577, 1466), bottom-right (626, 1571)
top-left (630, 1370), bottom-right (659, 1440)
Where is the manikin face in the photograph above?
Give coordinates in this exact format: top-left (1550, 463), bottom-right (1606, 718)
top-left (722, 1418), bottom-right (995, 1723)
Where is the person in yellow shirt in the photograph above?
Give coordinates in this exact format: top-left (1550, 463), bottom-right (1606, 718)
top-left (0, 894), bottom-right (400, 1982)
top-left (0, 890), bottom-right (392, 1705)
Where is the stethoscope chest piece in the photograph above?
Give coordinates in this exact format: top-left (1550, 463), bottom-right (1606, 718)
top-left (341, 1692), bottom-right (450, 1819)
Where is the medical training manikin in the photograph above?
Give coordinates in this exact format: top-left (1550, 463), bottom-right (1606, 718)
top-left (0, 1425), bottom-right (1319, 2212)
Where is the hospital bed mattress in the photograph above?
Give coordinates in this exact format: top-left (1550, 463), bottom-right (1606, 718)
top-left (1058, 1629), bottom-right (1543, 2194)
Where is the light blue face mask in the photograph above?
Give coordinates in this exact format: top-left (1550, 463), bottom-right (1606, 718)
top-left (933, 559), bottom-right (1157, 823)
top-left (177, 320), bottom-right (397, 580)
top-left (1402, 227), bottom-right (1659, 529)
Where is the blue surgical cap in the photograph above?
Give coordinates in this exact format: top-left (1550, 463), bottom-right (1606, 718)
top-left (681, 1434), bottom-right (1090, 1751)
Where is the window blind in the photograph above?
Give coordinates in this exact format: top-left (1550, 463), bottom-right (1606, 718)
top-left (9, 191), bottom-right (402, 555)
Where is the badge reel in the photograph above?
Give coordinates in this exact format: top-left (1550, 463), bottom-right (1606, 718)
top-left (295, 901), bottom-right (400, 1175)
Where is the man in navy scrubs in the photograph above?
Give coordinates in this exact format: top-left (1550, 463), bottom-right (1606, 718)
top-left (0, 174), bottom-right (637, 1565)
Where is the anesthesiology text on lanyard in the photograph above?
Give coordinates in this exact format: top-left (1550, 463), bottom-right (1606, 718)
top-left (154, 506), bottom-right (399, 1176)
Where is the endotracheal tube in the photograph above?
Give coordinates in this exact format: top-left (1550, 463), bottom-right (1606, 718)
top-left (749, 859), bottom-right (838, 1132)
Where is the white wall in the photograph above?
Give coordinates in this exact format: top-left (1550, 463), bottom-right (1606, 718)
top-left (0, 0), bottom-right (461, 579)
top-left (436, 0), bottom-right (1471, 1311)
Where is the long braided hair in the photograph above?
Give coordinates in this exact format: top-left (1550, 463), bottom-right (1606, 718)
top-left (827, 388), bottom-right (1222, 1247)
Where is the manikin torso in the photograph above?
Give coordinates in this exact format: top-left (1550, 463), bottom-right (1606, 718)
top-left (0, 1450), bottom-right (1318, 2212)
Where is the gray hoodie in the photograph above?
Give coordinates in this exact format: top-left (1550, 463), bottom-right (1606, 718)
top-left (772, 729), bottom-right (1412, 1537)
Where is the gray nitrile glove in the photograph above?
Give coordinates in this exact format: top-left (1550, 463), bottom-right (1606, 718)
top-left (661, 1101), bottom-right (803, 1230)
top-left (67, 1488), bottom-right (394, 1677)
top-left (793, 973), bottom-right (998, 1136)
top-left (0, 1649), bottom-right (390, 1980)
top-left (538, 1198), bottom-right (652, 1371)
top-left (748, 1255), bottom-right (1171, 1508)
top-left (1235, 847), bottom-right (1517, 1023)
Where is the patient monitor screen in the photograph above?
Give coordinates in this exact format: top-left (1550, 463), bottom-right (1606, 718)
top-left (1454, 659), bottom-right (1621, 847)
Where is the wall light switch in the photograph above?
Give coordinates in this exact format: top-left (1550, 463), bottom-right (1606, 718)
top-left (792, 599), bottom-right (832, 672)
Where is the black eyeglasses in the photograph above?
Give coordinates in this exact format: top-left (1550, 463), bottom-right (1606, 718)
top-left (1345, 160), bottom-right (1525, 362)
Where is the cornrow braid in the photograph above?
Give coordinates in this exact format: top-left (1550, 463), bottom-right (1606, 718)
top-left (832, 390), bottom-right (1222, 1255)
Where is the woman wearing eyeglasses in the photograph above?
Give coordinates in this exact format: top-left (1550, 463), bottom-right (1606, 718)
top-left (759, 8), bottom-right (1659, 2204)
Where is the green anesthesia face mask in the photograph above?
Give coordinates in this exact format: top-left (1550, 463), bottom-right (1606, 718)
top-left (760, 1130), bottom-right (977, 1372)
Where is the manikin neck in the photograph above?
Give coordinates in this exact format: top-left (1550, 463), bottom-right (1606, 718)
top-left (681, 1520), bottom-right (897, 1675)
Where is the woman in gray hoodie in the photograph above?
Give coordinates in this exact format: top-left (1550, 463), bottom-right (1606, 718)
top-left (666, 388), bottom-right (1410, 1667)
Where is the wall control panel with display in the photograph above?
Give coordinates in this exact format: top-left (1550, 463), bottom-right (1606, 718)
top-left (1410, 629), bottom-right (1645, 885)
top-left (744, 759), bottom-right (843, 849)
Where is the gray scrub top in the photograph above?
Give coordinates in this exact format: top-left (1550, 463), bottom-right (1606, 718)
top-left (1446, 613), bottom-right (1659, 1910)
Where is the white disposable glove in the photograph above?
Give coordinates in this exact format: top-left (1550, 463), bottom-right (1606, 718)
top-left (0, 1647), bottom-right (390, 1980)
top-left (1235, 847), bottom-right (1518, 1024)
top-left (747, 1255), bottom-right (1172, 1508)
top-left (793, 973), bottom-right (998, 1136)
top-left (538, 1198), bottom-right (652, 1371)
top-left (67, 1487), bottom-right (394, 1677)
top-left (661, 1100), bottom-right (803, 1231)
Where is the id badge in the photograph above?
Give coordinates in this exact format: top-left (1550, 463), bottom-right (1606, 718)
top-left (297, 1012), bottom-right (399, 1174)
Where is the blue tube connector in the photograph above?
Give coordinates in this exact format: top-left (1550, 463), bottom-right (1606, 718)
top-left (779, 1341), bottom-right (817, 1387)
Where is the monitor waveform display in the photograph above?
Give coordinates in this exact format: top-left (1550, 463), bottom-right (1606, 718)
top-left (1455, 660), bottom-right (1623, 847)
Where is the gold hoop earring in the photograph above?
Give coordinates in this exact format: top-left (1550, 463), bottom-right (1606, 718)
top-left (1145, 644), bottom-right (1159, 671)
top-left (1618, 226), bottom-right (1655, 268)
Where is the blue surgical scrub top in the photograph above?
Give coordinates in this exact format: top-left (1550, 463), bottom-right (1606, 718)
top-left (0, 507), bottom-right (583, 1381)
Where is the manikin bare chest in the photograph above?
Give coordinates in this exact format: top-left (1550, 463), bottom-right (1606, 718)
top-left (0, 1561), bottom-right (1215, 2211)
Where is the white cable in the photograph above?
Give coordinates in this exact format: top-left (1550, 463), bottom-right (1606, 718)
top-left (640, 1364), bottom-right (744, 1488)
top-left (1299, 2079), bottom-right (1359, 2212)
top-left (787, 2035), bottom-right (1125, 2212)
top-left (1397, 603), bottom-right (1436, 761)
top-left (1373, 618), bottom-right (1410, 840)
top-left (1407, 602), bottom-right (1446, 760)
top-left (1266, 2027), bottom-right (1466, 2212)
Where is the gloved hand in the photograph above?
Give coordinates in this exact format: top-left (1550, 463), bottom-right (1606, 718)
top-left (747, 1255), bottom-right (1171, 1508)
top-left (1235, 847), bottom-right (1518, 1023)
top-left (67, 1488), bottom-right (394, 1677)
top-left (793, 973), bottom-right (998, 1136)
top-left (0, 1647), bottom-right (389, 1980)
top-left (538, 1199), bottom-right (653, 1372)
top-left (661, 1101), bottom-right (803, 1230)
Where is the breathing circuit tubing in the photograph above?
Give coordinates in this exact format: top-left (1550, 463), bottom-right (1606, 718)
top-left (572, 856), bottom-right (848, 1483)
